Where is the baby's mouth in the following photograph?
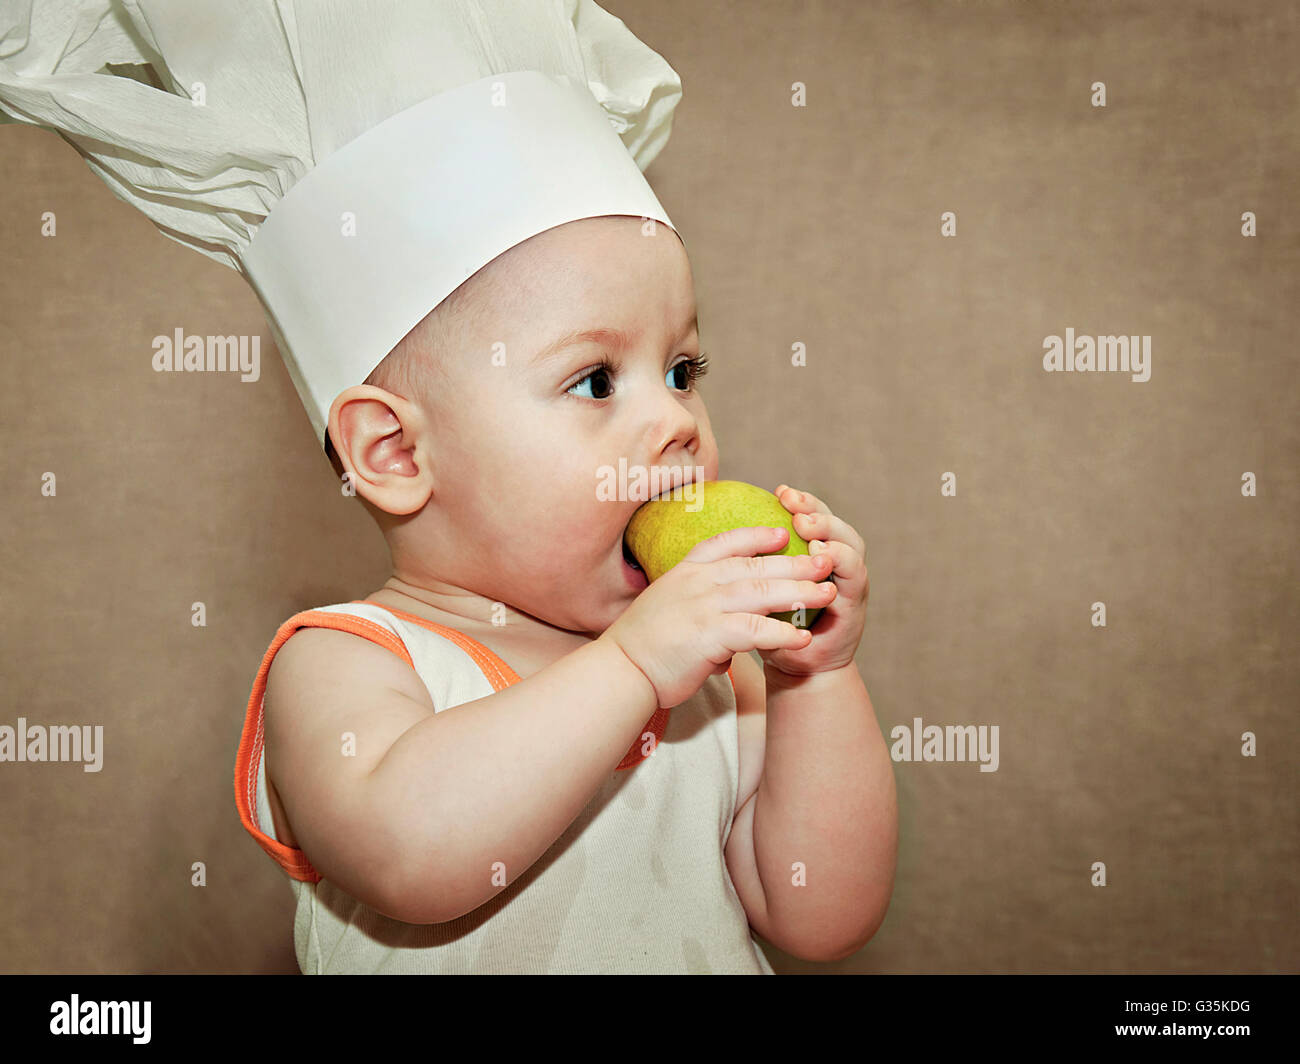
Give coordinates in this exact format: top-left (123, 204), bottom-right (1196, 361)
top-left (621, 538), bottom-right (643, 571)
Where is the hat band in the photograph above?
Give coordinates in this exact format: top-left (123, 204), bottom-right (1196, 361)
top-left (240, 69), bottom-right (677, 446)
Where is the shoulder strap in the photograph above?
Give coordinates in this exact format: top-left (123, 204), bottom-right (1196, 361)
top-left (234, 608), bottom-right (415, 883)
top-left (354, 601), bottom-right (520, 690)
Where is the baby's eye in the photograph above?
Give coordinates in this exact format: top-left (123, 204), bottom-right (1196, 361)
top-left (667, 353), bottom-right (709, 392)
top-left (566, 353), bottom-right (709, 400)
top-left (567, 363), bottom-right (615, 400)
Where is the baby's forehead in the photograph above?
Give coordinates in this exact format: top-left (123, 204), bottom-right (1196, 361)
top-left (442, 219), bottom-right (693, 353)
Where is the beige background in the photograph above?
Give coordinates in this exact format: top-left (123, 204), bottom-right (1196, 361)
top-left (1, 0), bottom-right (1296, 973)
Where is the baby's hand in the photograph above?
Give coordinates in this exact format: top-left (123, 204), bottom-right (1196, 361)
top-left (758, 484), bottom-right (869, 677)
top-left (600, 525), bottom-right (836, 709)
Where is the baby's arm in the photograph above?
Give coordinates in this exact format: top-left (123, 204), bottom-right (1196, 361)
top-left (262, 627), bottom-right (656, 924)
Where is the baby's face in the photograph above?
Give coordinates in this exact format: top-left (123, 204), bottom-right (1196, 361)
top-left (417, 216), bottom-right (718, 636)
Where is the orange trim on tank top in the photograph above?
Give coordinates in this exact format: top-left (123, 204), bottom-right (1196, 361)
top-left (235, 608), bottom-right (413, 883)
top-left (235, 603), bottom-right (737, 882)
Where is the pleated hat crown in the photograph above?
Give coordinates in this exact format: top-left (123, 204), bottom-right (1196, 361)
top-left (0, 0), bottom-right (682, 446)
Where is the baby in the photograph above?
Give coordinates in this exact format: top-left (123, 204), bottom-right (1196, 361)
top-left (239, 215), bottom-right (898, 973)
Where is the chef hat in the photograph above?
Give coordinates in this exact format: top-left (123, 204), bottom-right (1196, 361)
top-left (0, 0), bottom-right (682, 447)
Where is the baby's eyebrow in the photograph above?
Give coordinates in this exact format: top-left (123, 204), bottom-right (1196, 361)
top-left (529, 313), bottom-right (698, 367)
top-left (531, 327), bottom-right (635, 367)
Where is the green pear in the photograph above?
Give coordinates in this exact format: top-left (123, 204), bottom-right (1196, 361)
top-left (624, 479), bottom-right (824, 629)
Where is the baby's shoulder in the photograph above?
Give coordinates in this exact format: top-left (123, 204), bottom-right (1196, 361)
top-left (264, 622), bottom-right (435, 747)
top-left (260, 621), bottom-right (437, 854)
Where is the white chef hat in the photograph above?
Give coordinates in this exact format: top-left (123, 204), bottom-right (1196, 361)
top-left (0, 0), bottom-right (682, 447)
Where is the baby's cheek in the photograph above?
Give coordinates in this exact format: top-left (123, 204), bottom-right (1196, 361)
top-left (557, 501), bottom-right (611, 553)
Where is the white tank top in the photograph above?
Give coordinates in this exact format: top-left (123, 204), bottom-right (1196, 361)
top-left (234, 600), bottom-right (776, 974)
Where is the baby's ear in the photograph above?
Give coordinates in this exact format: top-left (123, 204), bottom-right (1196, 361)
top-left (327, 385), bottom-right (435, 516)
top-left (324, 434), bottom-right (347, 481)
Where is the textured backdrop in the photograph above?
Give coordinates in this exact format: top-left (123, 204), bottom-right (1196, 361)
top-left (1, 0), bottom-right (1295, 973)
